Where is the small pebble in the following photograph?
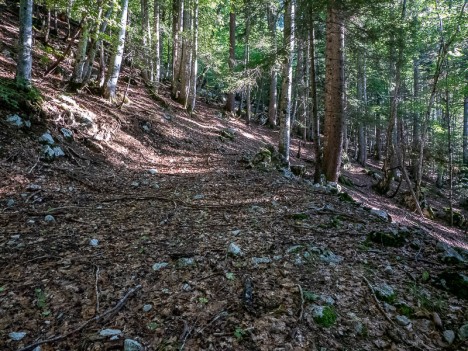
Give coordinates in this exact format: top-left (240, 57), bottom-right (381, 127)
top-left (9, 331), bottom-right (27, 341)
top-left (143, 304), bottom-right (153, 312)
top-left (443, 330), bottom-right (455, 345)
top-left (89, 239), bottom-right (99, 247)
top-left (44, 215), bottom-right (55, 223)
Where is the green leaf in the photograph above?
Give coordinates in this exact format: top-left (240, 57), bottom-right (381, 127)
top-left (234, 327), bottom-right (246, 340)
top-left (225, 272), bottom-right (235, 280)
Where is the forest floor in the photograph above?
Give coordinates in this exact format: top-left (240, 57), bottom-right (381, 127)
top-left (1, 4), bottom-right (468, 351)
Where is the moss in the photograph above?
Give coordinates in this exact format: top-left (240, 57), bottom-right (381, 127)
top-left (0, 77), bottom-right (42, 111)
top-left (338, 191), bottom-right (356, 203)
top-left (291, 213), bottom-right (308, 220)
top-left (313, 305), bottom-right (337, 328)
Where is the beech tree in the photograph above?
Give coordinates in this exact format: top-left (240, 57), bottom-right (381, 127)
top-left (16, 0), bottom-right (33, 87)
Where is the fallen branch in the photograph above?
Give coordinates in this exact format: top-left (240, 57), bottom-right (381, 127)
top-left (360, 275), bottom-right (395, 326)
top-left (18, 284), bottom-right (142, 351)
top-left (297, 284), bottom-right (304, 321)
top-left (95, 266), bottom-right (100, 315)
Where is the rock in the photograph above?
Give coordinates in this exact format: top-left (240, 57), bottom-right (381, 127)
top-left (228, 242), bottom-right (242, 256)
top-left (433, 312), bottom-right (443, 329)
top-left (443, 330), bottom-right (455, 344)
top-left (287, 245), bottom-right (304, 254)
top-left (42, 145), bottom-right (65, 160)
top-left (142, 304), bottom-right (152, 312)
top-left (384, 265), bottom-right (394, 275)
top-left (152, 262), bottom-right (169, 271)
top-left (39, 132), bottom-right (55, 145)
top-left (320, 295), bottom-right (335, 305)
top-left (396, 315), bottom-right (411, 326)
top-left (99, 329), bottom-right (122, 337)
top-left (152, 182), bottom-right (160, 189)
top-left (434, 271), bottom-right (468, 300)
top-left (436, 242), bottom-right (465, 264)
top-left (177, 257), bottom-right (195, 268)
top-left (61, 128), bottom-right (73, 140)
top-left (6, 114), bottom-right (24, 128)
top-left (367, 229), bottom-right (407, 247)
top-left (370, 208), bottom-right (391, 222)
top-left (282, 168), bottom-right (295, 179)
top-left (148, 169), bottom-right (158, 175)
top-left (326, 182), bottom-right (342, 194)
top-left (182, 283), bottom-right (192, 291)
top-left (6, 198), bottom-right (15, 207)
top-left (27, 184), bottom-right (41, 191)
top-left (89, 239), bottom-right (99, 247)
top-left (231, 229), bottom-right (241, 236)
top-left (131, 181), bottom-right (140, 187)
top-left (193, 194), bottom-right (204, 200)
top-left (319, 250), bottom-right (343, 265)
top-left (290, 165), bottom-right (306, 177)
top-left (124, 339), bottom-right (144, 351)
top-left (251, 257), bottom-right (272, 265)
top-left (9, 331), bottom-right (27, 341)
top-left (373, 283), bottom-right (396, 303)
top-left (44, 215), bottom-right (56, 223)
top-left (459, 323), bottom-right (468, 340)
top-left (219, 128), bottom-right (236, 141)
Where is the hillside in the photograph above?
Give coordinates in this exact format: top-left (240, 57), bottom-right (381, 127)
top-left (1, 3), bottom-right (468, 351)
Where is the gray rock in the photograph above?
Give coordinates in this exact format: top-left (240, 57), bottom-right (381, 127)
top-left (370, 208), bottom-right (390, 222)
top-left (152, 262), bottom-right (169, 271)
top-left (99, 329), bottom-right (122, 337)
top-left (384, 265), bottom-right (394, 275)
top-left (443, 330), bottom-right (455, 344)
top-left (251, 257), bottom-right (272, 265)
top-left (141, 179), bottom-right (150, 186)
top-left (287, 245), bottom-right (304, 254)
top-left (368, 229), bottom-right (407, 247)
top-left (24, 120), bottom-right (31, 128)
top-left (6, 198), bottom-right (15, 207)
top-left (6, 114), bottom-right (24, 128)
top-left (373, 283), bottom-right (395, 302)
top-left (436, 243), bottom-right (465, 264)
top-left (326, 182), bottom-right (342, 194)
top-left (61, 128), bottom-right (73, 140)
top-left (320, 295), bottom-right (335, 305)
top-left (282, 168), bottom-right (295, 179)
top-left (231, 229), bottom-right (241, 236)
top-left (9, 331), bottom-right (27, 341)
top-left (459, 323), bottom-right (468, 340)
top-left (27, 184), bottom-right (41, 191)
top-left (182, 283), bottom-right (192, 291)
top-left (228, 242), bottom-right (242, 256)
top-left (44, 215), bottom-right (56, 223)
top-left (396, 315), bottom-right (411, 326)
top-left (32, 347), bottom-right (41, 351)
top-left (152, 182), bottom-right (160, 189)
top-left (131, 181), bottom-right (140, 187)
top-left (124, 339), bottom-right (144, 351)
top-left (177, 257), bottom-right (195, 267)
top-left (319, 250), bottom-right (343, 265)
top-left (148, 169), bottom-right (158, 175)
top-left (89, 239), bottom-right (99, 247)
top-left (39, 132), bottom-right (55, 145)
top-left (193, 194), bottom-right (204, 200)
top-left (142, 304), bottom-right (153, 312)
top-left (42, 145), bottom-right (65, 160)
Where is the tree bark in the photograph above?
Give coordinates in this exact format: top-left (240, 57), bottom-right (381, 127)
top-left (178, 0), bottom-right (192, 106)
top-left (267, 7), bottom-right (277, 127)
top-left (71, 21), bottom-right (89, 85)
top-left (171, 0), bottom-right (183, 98)
top-left (356, 52), bottom-right (367, 166)
top-left (16, 0), bottom-right (33, 87)
top-left (103, 0), bottom-right (129, 100)
top-left (225, 7), bottom-right (236, 112)
top-left (277, 0), bottom-right (295, 166)
top-left (322, 0), bottom-right (344, 182)
top-left (463, 96), bottom-right (468, 165)
top-left (188, 0), bottom-right (198, 113)
top-left (244, 3), bottom-right (251, 124)
top-left (153, 0), bottom-right (161, 85)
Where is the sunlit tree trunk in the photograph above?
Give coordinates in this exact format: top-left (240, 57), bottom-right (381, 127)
top-left (188, 0), bottom-right (199, 112)
top-left (71, 21), bottom-right (89, 85)
top-left (463, 96), bottom-right (468, 165)
top-left (267, 7), bottom-right (277, 126)
top-left (322, 0), bottom-right (344, 182)
top-left (153, 0), bottom-right (161, 85)
top-left (171, 0), bottom-right (183, 98)
top-left (178, 0), bottom-right (192, 106)
top-left (103, 0), bottom-right (129, 100)
top-left (225, 5), bottom-right (236, 112)
top-left (356, 51), bottom-right (367, 166)
top-left (278, 0), bottom-right (295, 166)
top-left (16, 0), bottom-right (33, 87)
top-left (244, 3), bottom-right (251, 124)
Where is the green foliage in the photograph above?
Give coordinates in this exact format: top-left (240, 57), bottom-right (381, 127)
top-left (35, 288), bottom-right (51, 316)
top-left (0, 78), bottom-right (42, 111)
top-left (234, 327), bottom-right (247, 340)
top-left (303, 290), bottom-right (319, 302)
top-left (313, 306), bottom-right (337, 328)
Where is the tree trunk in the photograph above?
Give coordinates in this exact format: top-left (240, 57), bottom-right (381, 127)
top-left (103, 0), bottom-right (129, 100)
top-left (244, 3), bottom-right (251, 124)
top-left (178, 0), bottom-right (192, 106)
top-left (153, 0), bottom-right (161, 85)
top-left (188, 0), bottom-right (198, 113)
top-left (356, 52), bottom-right (367, 166)
top-left (463, 96), bottom-right (468, 165)
top-left (16, 0), bottom-right (33, 87)
top-left (225, 7), bottom-right (236, 112)
top-left (43, 7), bottom-right (51, 44)
top-left (277, 0), bottom-right (295, 166)
top-left (71, 21), bottom-right (89, 85)
top-left (411, 57), bottom-right (420, 176)
top-left (171, 0), bottom-right (183, 98)
top-left (141, 0), bottom-right (153, 82)
top-left (322, 0), bottom-right (344, 182)
top-left (267, 7), bottom-right (277, 126)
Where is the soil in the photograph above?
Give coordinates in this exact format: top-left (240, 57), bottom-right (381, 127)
top-left (1, 3), bottom-right (467, 351)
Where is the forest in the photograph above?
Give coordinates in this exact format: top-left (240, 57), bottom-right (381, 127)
top-left (1, 0), bottom-right (468, 350)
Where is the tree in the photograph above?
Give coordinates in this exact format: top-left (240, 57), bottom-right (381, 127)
top-left (16, 0), bottom-right (33, 88)
top-left (277, 0), bottom-right (295, 165)
top-left (103, 0), bottom-right (129, 100)
top-left (464, 96), bottom-right (468, 165)
top-left (322, 0), bottom-right (344, 182)
top-left (225, 3), bottom-right (236, 112)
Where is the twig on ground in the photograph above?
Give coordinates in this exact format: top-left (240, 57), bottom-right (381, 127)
top-left (297, 284), bottom-right (304, 321)
top-left (95, 266), bottom-right (100, 315)
top-left (28, 155), bottom-right (40, 174)
top-left (18, 284), bottom-right (142, 351)
top-left (360, 275), bottom-right (395, 327)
